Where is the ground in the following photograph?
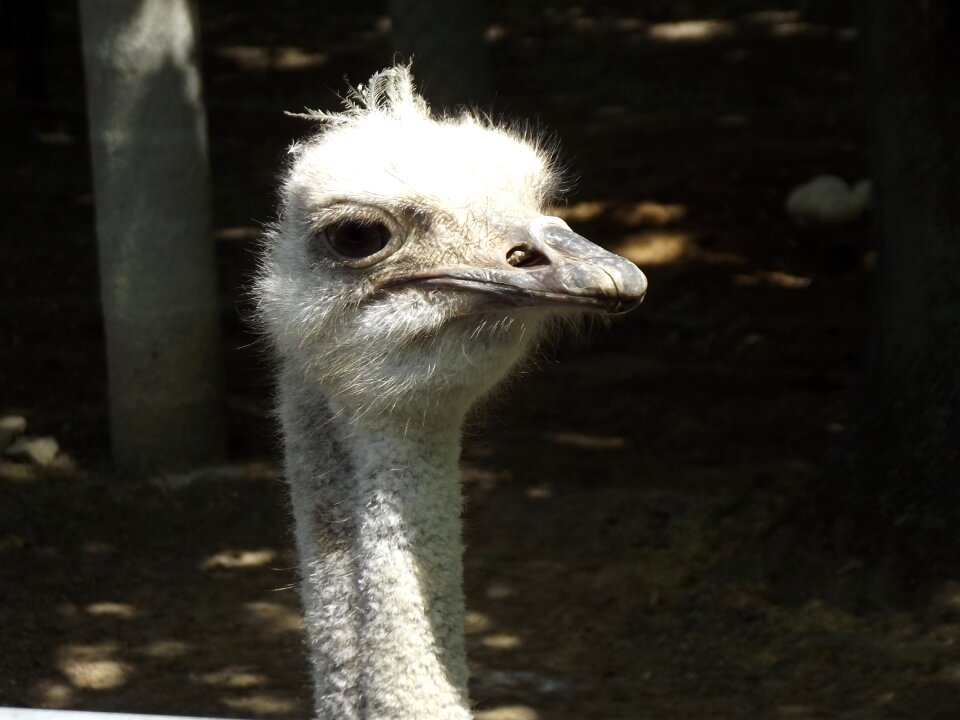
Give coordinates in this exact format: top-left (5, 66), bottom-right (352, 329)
top-left (2, 1), bottom-right (960, 719)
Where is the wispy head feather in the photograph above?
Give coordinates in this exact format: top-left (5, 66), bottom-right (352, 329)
top-left (288, 64), bottom-right (430, 125)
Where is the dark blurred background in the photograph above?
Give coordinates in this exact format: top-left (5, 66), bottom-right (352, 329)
top-left (2, 2), bottom-right (959, 719)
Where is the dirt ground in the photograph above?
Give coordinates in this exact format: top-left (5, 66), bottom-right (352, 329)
top-left (3, 1), bottom-right (960, 719)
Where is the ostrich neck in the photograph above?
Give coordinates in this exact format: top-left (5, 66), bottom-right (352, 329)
top-left (280, 373), bottom-right (472, 720)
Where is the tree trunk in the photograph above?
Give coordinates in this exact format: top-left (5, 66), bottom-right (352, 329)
top-left (78, 0), bottom-right (225, 476)
top-left (388, 0), bottom-right (490, 111)
top-left (841, 1), bottom-right (960, 559)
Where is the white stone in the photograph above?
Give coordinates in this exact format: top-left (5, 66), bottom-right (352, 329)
top-left (5, 436), bottom-right (59, 466)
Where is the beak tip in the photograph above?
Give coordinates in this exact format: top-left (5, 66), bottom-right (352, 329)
top-left (538, 225), bottom-right (648, 315)
top-left (608, 260), bottom-right (647, 314)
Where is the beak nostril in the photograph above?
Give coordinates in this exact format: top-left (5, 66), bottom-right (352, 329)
top-left (506, 245), bottom-right (550, 269)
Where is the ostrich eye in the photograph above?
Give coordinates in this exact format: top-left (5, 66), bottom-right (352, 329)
top-left (323, 220), bottom-right (392, 259)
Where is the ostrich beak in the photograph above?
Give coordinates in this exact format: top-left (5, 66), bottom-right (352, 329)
top-left (377, 218), bottom-right (647, 315)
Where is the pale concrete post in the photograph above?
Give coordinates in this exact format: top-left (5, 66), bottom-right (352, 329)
top-left (79, 0), bottom-right (225, 475)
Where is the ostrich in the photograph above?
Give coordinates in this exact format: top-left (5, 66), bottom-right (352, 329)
top-left (255, 65), bottom-right (647, 719)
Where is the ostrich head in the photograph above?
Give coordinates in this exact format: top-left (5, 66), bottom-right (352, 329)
top-left (256, 66), bottom-right (646, 424)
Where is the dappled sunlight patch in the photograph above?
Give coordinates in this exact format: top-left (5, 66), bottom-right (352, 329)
top-left (60, 659), bottom-right (131, 690)
top-left (546, 432), bottom-right (625, 450)
top-left (615, 201), bottom-right (687, 226)
top-left (57, 643), bottom-right (132, 690)
top-left (613, 231), bottom-right (690, 265)
top-left (745, 10), bottom-right (829, 38)
top-left (221, 693), bottom-right (299, 715)
top-left (746, 10), bottom-right (803, 25)
top-left (466, 610), bottom-right (492, 635)
top-left (0, 461), bottom-right (42, 483)
top-left (201, 548), bottom-right (277, 570)
top-left (193, 666), bottom-right (269, 689)
top-left (553, 200), bottom-right (687, 228)
top-left (31, 679), bottom-right (75, 708)
top-left (244, 600), bottom-right (305, 634)
top-left (484, 23), bottom-right (508, 42)
top-left (461, 465), bottom-right (512, 491)
top-left (734, 270), bottom-right (813, 289)
top-left (684, 242), bottom-right (745, 266)
top-left (481, 633), bottom-right (523, 651)
top-left (552, 200), bottom-right (605, 223)
top-left (56, 641), bottom-right (120, 658)
top-left (647, 20), bottom-right (734, 42)
top-left (215, 225), bottom-right (261, 243)
top-left (140, 639), bottom-right (192, 659)
top-left (769, 20), bottom-right (827, 38)
top-left (86, 601), bottom-right (137, 618)
top-left (615, 230), bottom-right (747, 266)
top-left (216, 45), bottom-right (327, 71)
top-left (475, 706), bottom-right (538, 720)
top-left (370, 15), bottom-right (393, 38)
top-left (525, 484), bottom-right (553, 501)
top-left (486, 582), bottom-right (515, 600)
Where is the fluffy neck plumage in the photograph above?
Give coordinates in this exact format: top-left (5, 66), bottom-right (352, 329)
top-left (279, 365), bottom-right (472, 720)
